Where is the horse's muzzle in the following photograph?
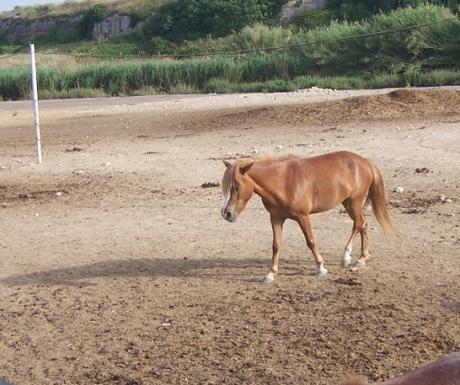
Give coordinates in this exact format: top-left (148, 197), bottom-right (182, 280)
top-left (222, 208), bottom-right (237, 222)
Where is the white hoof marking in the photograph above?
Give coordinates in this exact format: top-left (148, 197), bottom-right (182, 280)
top-left (316, 266), bottom-right (328, 277)
top-left (262, 272), bottom-right (275, 284)
top-left (341, 250), bottom-right (352, 267)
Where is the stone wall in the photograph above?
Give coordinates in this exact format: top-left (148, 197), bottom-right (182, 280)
top-left (92, 14), bottom-right (141, 40)
top-left (0, 16), bottom-right (80, 42)
top-left (0, 14), bottom-right (141, 42)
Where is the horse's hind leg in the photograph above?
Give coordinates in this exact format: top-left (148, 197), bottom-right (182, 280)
top-left (341, 220), bottom-right (358, 267)
top-left (297, 214), bottom-right (327, 277)
top-left (342, 196), bottom-right (370, 267)
top-left (356, 217), bottom-right (370, 267)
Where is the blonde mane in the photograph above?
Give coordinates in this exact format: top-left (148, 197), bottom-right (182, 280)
top-left (222, 154), bottom-right (299, 192)
top-left (221, 162), bottom-right (237, 193)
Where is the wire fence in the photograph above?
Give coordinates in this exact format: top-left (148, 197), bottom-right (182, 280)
top-left (0, 16), bottom-right (457, 62)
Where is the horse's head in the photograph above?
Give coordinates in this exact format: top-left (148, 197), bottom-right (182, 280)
top-left (221, 158), bottom-right (255, 222)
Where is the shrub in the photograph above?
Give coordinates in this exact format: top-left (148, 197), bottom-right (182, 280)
top-left (293, 9), bottom-right (335, 30)
top-left (150, 37), bottom-right (177, 55)
top-left (330, 0), bottom-right (397, 21)
top-left (142, 0), bottom-right (287, 39)
top-left (290, 5), bottom-right (460, 75)
top-left (230, 24), bottom-right (293, 51)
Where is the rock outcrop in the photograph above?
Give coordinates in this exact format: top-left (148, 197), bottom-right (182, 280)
top-left (92, 14), bottom-right (141, 40)
top-left (279, 0), bottom-right (328, 24)
top-left (0, 16), bottom-right (80, 42)
top-left (0, 13), bottom-right (142, 42)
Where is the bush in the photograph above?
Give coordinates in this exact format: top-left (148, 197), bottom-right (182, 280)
top-left (230, 24), bottom-right (293, 51)
top-left (293, 10), bottom-right (335, 30)
top-left (150, 37), bottom-right (177, 55)
top-left (330, 0), bottom-right (398, 21)
top-left (142, 0), bottom-right (287, 39)
top-left (42, 24), bottom-right (79, 44)
top-left (290, 5), bottom-right (460, 75)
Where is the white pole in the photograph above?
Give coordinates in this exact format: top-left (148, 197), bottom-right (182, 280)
top-left (29, 43), bottom-right (42, 164)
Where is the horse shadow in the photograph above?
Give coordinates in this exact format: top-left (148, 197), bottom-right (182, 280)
top-left (0, 257), bottom-right (303, 287)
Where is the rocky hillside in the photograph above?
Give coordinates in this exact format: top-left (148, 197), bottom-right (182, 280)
top-left (0, 13), bottom-right (141, 42)
top-left (0, 0), bottom-right (328, 42)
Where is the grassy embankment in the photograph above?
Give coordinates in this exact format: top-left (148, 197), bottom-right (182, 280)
top-left (0, 5), bottom-right (459, 100)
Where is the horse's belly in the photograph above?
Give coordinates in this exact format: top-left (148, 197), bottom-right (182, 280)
top-left (309, 185), bottom-right (351, 213)
top-left (310, 202), bottom-right (341, 214)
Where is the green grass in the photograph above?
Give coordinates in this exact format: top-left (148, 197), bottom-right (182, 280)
top-left (38, 87), bottom-right (107, 99)
top-left (203, 70), bottom-right (460, 94)
top-left (42, 39), bottom-right (152, 57)
top-left (4, 67), bottom-right (458, 100)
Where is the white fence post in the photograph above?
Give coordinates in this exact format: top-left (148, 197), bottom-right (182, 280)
top-left (29, 43), bottom-right (42, 164)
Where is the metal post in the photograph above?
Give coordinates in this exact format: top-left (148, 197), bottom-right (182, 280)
top-left (29, 43), bottom-right (42, 164)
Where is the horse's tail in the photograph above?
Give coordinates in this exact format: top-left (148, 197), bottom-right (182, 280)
top-left (366, 159), bottom-right (395, 236)
top-left (341, 376), bottom-right (368, 385)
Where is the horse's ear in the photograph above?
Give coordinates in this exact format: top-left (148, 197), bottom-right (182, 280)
top-left (238, 159), bottom-right (255, 174)
top-left (222, 159), bottom-right (232, 168)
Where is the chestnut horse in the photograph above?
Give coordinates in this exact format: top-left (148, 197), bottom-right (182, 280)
top-left (342, 351), bottom-right (460, 385)
top-left (220, 151), bottom-right (394, 283)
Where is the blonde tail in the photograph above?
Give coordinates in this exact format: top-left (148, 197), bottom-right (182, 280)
top-left (366, 160), bottom-right (395, 236)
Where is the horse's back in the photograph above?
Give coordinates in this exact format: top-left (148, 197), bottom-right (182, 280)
top-left (291, 151), bottom-right (373, 213)
top-left (302, 151), bottom-right (369, 168)
top-left (298, 151), bottom-right (372, 188)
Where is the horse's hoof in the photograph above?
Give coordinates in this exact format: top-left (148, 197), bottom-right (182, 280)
top-left (316, 266), bottom-right (328, 277)
top-left (350, 259), bottom-right (366, 271)
top-left (262, 272), bottom-right (275, 284)
top-left (341, 254), bottom-right (352, 267)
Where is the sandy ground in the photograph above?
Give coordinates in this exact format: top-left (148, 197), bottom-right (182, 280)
top-left (0, 87), bottom-right (459, 385)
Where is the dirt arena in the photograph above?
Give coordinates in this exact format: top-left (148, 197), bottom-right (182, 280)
top-left (0, 87), bottom-right (459, 385)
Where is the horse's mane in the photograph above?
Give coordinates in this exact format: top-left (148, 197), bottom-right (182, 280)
top-left (222, 154), bottom-right (299, 191)
top-left (222, 163), bottom-right (235, 192)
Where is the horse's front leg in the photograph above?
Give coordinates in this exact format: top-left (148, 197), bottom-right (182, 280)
top-left (263, 215), bottom-right (285, 283)
top-left (297, 214), bottom-right (327, 277)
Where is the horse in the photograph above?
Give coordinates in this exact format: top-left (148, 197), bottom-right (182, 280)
top-left (342, 351), bottom-right (460, 385)
top-left (220, 151), bottom-right (394, 283)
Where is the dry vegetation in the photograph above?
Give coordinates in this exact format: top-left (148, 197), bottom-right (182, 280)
top-left (0, 0), bottom-right (168, 19)
top-left (0, 53), bottom-right (149, 69)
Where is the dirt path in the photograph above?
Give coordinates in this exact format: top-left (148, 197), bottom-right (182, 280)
top-left (0, 88), bottom-right (459, 385)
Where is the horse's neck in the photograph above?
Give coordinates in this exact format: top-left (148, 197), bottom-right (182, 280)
top-left (248, 163), bottom-right (280, 202)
